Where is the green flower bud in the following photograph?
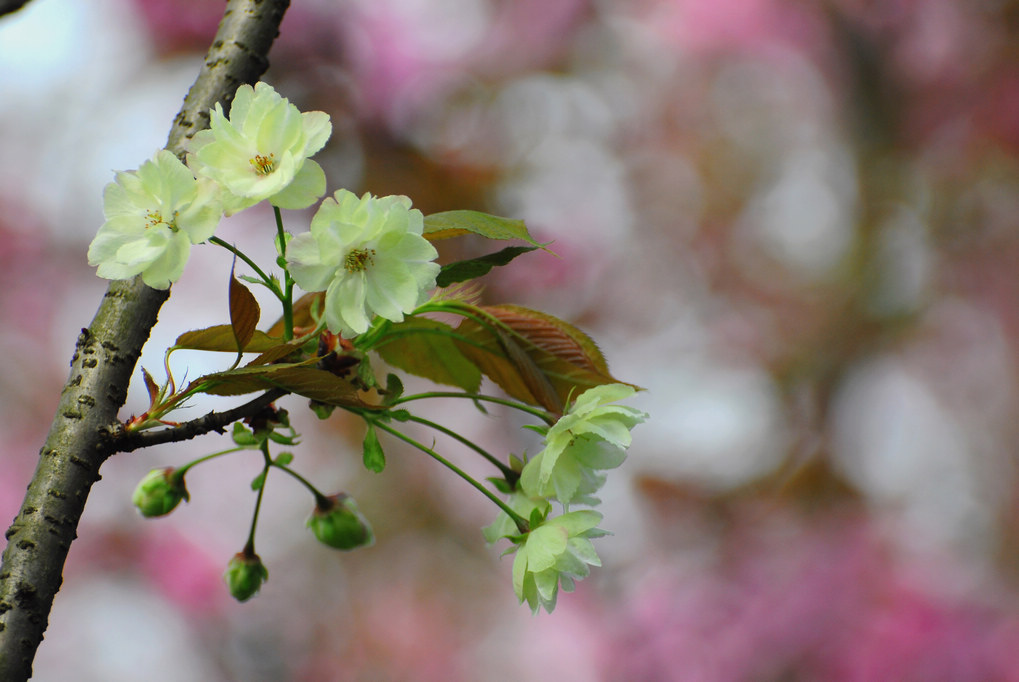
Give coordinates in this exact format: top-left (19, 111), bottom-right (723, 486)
top-left (132, 467), bottom-right (189, 517)
top-left (307, 494), bottom-right (374, 550)
top-left (223, 551), bottom-right (268, 602)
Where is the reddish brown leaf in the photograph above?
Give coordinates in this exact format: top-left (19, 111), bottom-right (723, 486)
top-left (229, 262), bottom-right (261, 352)
top-left (455, 305), bottom-right (631, 412)
top-left (246, 341), bottom-right (304, 367)
top-left (141, 367), bottom-right (160, 406)
top-left (174, 326), bottom-right (281, 353)
top-left (185, 362), bottom-right (382, 409)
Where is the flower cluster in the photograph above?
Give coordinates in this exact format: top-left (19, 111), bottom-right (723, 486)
top-left (487, 384), bottom-right (647, 613)
top-left (98, 81), bottom-right (646, 617)
top-left (88, 82), bottom-right (439, 338)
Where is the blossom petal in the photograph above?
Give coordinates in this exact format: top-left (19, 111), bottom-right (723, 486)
top-left (287, 233), bottom-right (337, 292)
top-left (301, 111), bottom-right (332, 156)
top-left (270, 159), bottom-right (326, 210)
top-left (140, 232), bottom-right (191, 290)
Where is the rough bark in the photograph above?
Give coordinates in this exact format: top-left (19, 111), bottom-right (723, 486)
top-left (0, 1), bottom-right (290, 679)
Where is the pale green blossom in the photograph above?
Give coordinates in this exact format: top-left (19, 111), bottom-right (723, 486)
top-left (286, 189), bottom-right (440, 337)
top-left (87, 150), bottom-right (221, 290)
top-left (188, 82), bottom-right (331, 215)
top-left (520, 384), bottom-right (647, 505)
top-left (511, 510), bottom-right (606, 614)
top-left (482, 491), bottom-right (550, 544)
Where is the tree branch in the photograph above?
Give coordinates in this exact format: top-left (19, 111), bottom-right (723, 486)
top-left (114, 389), bottom-right (287, 453)
top-left (0, 0), bottom-right (30, 19)
top-left (0, 2), bottom-right (291, 679)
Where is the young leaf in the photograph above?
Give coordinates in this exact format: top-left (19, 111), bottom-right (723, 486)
top-left (495, 327), bottom-right (560, 413)
top-left (435, 245), bottom-right (540, 287)
top-left (250, 469), bottom-right (267, 491)
top-left (174, 325), bottom-right (282, 353)
top-left (383, 373), bottom-right (404, 404)
top-left (229, 260), bottom-right (261, 354)
top-left (245, 341), bottom-right (303, 367)
top-left (362, 424), bottom-right (385, 473)
top-left (454, 305), bottom-right (632, 412)
top-left (310, 401), bottom-right (336, 420)
top-left (268, 431), bottom-right (298, 446)
top-left (232, 422), bottom-right (260, 447)
top-left (274, 452), bottom-right (294, 467)
top-left (423, 210), bottom-right (543, 248)
top-left (374, 318), bottom-right (481, 392)
top-left (141, 367), bottom-right (161, 406)
top-left (184, 362), bottom-right (382, 409)
top-left (356, 354), bottom-right (378, 390)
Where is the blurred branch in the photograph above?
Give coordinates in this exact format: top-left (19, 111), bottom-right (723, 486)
top-left (114, 389), bottom-right (287, 452)
top-left (0, 0), bottom-right (29, 19)
top-left (0, 1), bottom-right (291, 679)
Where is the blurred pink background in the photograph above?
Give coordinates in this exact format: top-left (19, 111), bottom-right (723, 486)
top-left (4, 0), bottom-right (1019, 680)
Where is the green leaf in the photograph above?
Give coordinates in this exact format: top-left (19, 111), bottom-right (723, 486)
top-left (250, 469), bottom-right (267, 491)
top-left (436, 245), bottom-right (539, 287)
top-left (310, 401), bottom-right (336, 420)
top-left (489, 477), bottom-right (513, 494)
top-left (267, 431), bottom-right (298, 445)
top-left (362, 424), bottom-right (385, 473)
top-left (174, 325), bottom-right (282, 353)
top-left (454, 305), bottom-right (632, 412)
top-left (356, 353), bottom-right (378, 390)
top-left (229, 260), bottom-right (261, 355)
top-left (232, 422), bottom-right (259, 447)
top-left (274, 452), bottom-right (294, 467)
top-left (374, 318), bottom-right (481, 392)
top-left (423, 210), bottom-right (543, 248)
top-left (383, 373), bottom-right (404, 405)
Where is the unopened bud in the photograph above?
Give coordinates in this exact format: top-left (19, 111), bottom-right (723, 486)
top-left (132, 467), bottom-right (189, 517)
top-left (307, 494), bottom-right (374, 550)
top-left (223, 551), bottom-right (268, 602)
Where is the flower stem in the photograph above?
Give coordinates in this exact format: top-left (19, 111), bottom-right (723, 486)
top-left (370, 419), bottom-right (529, 533)
top-left (244, 443), bottom-right (273, 553)
top-left (390, 391), bottom-right (555, 424)
top-left (175, 446), bottom-right (247, 477)
top-left (402, 414), bottom-right (517, 482)
top-left (272, 462), bottom-right (330, 508)
top-left (209, 236), bottom-right (282, 301)
top-left (273, 206), bottom-right (296, 342)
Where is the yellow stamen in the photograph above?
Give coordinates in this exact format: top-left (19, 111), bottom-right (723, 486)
top-left (250, 153), bottom-right (277, 175)
top-left (143, 209), bottom-right (179, 232)
top-left (344, 248), bottom-right (376, 273)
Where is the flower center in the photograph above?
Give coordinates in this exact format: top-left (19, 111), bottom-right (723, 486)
top-left (249, 153), bottom-right (277, 175)
top-left (344, 248), bottom-right (376, 273)
top-left (144, 209), bottom-right (179, 232)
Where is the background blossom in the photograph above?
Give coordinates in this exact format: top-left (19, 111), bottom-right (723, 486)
top-left (6, 0), bottom-right (1019, 678)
